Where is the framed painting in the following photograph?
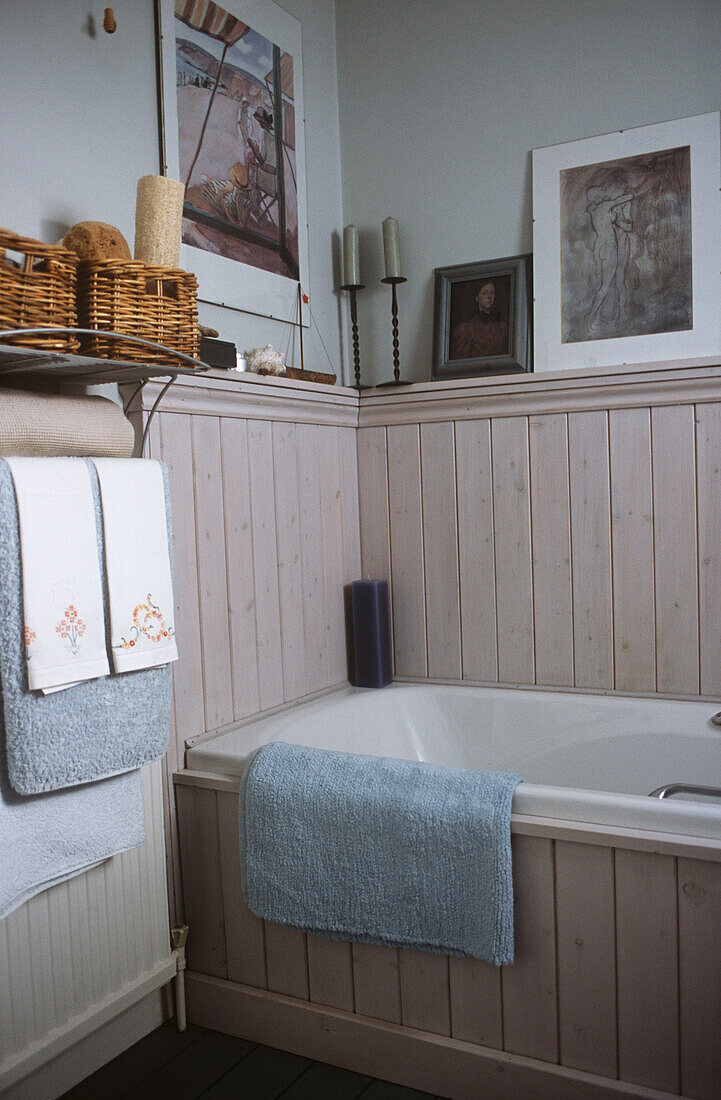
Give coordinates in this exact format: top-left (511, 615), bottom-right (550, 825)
top-left (533, 112), bottom-right (721, 372)
top-left (158, 0), bottom-right (310, 325)
top-left (432, 254), bottom-right (532, 380)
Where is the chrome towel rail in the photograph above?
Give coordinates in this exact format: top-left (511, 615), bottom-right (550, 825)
top-left (649, 782), bottom-right (721, 801)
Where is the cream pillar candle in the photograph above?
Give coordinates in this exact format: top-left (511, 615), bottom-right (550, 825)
top-left (343, 224), bottom-right (360, 285)
top-left (134, 175), bottom-right (185, 268)
top-left (382, 216), bottom-right (402, 279)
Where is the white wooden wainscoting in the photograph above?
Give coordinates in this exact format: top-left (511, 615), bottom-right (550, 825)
top-left (131, 372), bottom-right (362, 921)
top-left (0, 762), bottom-right (175, 1097)
top-left (175, 777), bottom-right (721, 1100)
top-left (356, 360), bottom-right (721, 699)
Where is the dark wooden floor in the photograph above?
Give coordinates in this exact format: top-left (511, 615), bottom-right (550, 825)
top-left (62, 1021), bottom-right (445, 1099)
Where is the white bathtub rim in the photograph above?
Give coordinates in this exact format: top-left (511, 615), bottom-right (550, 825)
top-left (185, 682), bottom-right (721, 842)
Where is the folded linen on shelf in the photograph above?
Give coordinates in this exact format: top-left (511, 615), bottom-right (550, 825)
top-left (5, 457), bottom-right (110, 693)
top-left (0, 388), bottom-right (135, 458)
top-left (239, 742), bottom-right (523, 965)
top-left (94, 458), bottom-right (179, 674)
top-left (0, 460), bottom-right (172, 794)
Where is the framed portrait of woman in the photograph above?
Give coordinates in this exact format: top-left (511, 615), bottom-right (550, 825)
top-left (432, 254), bottom-right (532, 380)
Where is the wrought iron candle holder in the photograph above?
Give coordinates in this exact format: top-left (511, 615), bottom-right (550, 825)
top-left (380, 275), bottom-right (408, 386)
top-left (341, 281), bottom-right (365, 388)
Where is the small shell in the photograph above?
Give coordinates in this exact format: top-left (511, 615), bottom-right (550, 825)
top-left (246, 344), bottom-right (285, 375)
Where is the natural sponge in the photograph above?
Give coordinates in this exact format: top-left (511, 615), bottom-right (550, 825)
top-left (63, 221), bottom-right (132, 262)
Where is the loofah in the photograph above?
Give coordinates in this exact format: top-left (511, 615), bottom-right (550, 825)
top-left (63, 221), bottom-right (132, 262)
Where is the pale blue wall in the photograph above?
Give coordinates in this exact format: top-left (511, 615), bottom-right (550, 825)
top-left (335, 0), bottom-right (721, 384)
top-left (0, 0), bottom-right (347, 379)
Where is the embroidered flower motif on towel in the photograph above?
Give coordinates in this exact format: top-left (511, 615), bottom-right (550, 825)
top-left (24, 626), bottom-right (37, 660)
top-left (55, 606), bottom-right (87, 655)
top-left (114, 593), bottom-right (175, 651)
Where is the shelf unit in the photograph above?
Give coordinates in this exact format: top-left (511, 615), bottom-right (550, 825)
top-left (0, 342), bottom-right (208, 387)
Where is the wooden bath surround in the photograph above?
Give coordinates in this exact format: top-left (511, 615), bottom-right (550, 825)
top-left (128, 359), bottom-right (721, 1099)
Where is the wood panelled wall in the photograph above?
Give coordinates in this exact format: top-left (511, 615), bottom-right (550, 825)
top-left (133, 374), bottom-right (361, 919)
top-left (357, 366), bottom-right (721, 699)
top-left (178, 781), bottom-right (721, 1099)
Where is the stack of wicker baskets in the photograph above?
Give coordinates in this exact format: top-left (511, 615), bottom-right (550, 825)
top-left (77, 259), bottom-right (200, 365)
top-left (0, 229), bottom-right (80, 351)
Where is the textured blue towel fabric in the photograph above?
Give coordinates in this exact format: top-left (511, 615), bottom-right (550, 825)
top-left (239, 742), bottom-right (522, 965)
top-left (0, 459), bottom-right (172, 794)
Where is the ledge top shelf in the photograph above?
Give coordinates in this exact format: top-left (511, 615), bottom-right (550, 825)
top-left (0, 343), bottom-right (209, 387)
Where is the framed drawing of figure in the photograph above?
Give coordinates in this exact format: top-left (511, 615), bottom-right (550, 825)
top-left (432, 254), bottom-right (532, 380)
top-left (533, 112), bottom-right (721, 372)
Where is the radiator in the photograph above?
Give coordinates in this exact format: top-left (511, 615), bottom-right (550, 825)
top-left (0, 761), bottom-right (176, 1095)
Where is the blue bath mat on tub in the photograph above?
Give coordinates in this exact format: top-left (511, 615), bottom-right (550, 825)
top-left (239, 742), bottom-right (522, 965)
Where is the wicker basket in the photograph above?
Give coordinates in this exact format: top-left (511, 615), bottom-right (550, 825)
top-left (78, 259), bottom-right (200, 365)
top-left (0, 229), bottom-right (79, 351)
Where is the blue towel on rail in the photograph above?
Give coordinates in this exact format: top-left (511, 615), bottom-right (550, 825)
top-left (0, 459), bottom-right (172, 794)
top-left (239, 742), bottom-right (522, 965)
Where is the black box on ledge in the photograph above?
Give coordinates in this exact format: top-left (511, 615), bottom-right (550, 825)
top-left (200, 337), bottom-right (237, 369)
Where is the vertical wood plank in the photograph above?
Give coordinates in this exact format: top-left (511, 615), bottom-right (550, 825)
top-left (696, 403), bottom-right (721, 695)
top-left (615, 849), bottom-right (679, 1092)
top-left (155, 413), bottom-right (205, 749)
top-left (339, 425), bottom-right (362, 582)
top-left (264, 922), bottom-right (309, 1001)
top-left (501, 835), bottom-right (557, 1062)
top-left (652, 404), bottom-right (699, 694)
top-left (399, 949), bottom-right (451, 1036)
top-left (529, 413), bottom-right (574, 687)
top-left (455, 419), bottom-right (498, 682)
top-left (247, 420), bottom-right (284, 711)
top-left (272, 420), bottom-right (308, 702)
top-left (491, 417), bottom-right (534, 684)
top-left (351, 943), bottom-right (401, 1023)
top-left (216, 791), bottom-right (267, 989)
top-left (191, 415), bottom-right (234, 729)
top-left (296, 422), bottom-right (328, 693)
top-left (306, 935), bottom-right (355, 1012)
top-left (609, 408), bottom-right (656, 692)
top-left (387, 424), bottom-right (427, 677)
top-left (448, 956), bottom-right (503, 1049)
top-left (318, 426), bottom-right (349, 685)
top-left (356, 426), bottom-right (391, 583)
top-left (420, 421), bottom-right (461, 679)
top-left (220, 417), bottom-right (260, 721)
top-left (175, 785), bottom-right (227, 979)
top-left (555, 841), bottom-right (617, 1077)
top-left (568, 411), bottom-right (613, 690)
top-left (678, 857), bottom-right (721, 1100)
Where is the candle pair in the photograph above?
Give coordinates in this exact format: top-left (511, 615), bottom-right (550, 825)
top-left (342, 217), bottom-right (402, 286)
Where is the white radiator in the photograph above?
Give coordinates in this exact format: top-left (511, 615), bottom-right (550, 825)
top-left (0, 761), bottom-right (176, 1095)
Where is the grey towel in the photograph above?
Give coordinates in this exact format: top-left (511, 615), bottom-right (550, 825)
top-left (0, 741), bottom-right (144, 920)
top-left (240, 742), bottom-right (522, 965)
top-left (0, 460), bottom-right (172, 794)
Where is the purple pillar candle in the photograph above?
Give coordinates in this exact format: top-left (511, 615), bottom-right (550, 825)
top-left (351, 579), bottom-right (392, 688)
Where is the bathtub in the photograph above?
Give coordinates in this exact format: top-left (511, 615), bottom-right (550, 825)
top-left (176, 683), bottom-right (721, 1099)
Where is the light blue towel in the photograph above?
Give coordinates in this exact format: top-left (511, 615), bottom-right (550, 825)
top-left (239, 742), bottom-right (522, 965)
top-left (0, 459), bottom-right (172, 795)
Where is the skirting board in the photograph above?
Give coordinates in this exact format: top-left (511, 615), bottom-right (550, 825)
top-left (1, 958), bottom-right (176, 1098)
top-left (186, 972), bottom-right (674, 1100)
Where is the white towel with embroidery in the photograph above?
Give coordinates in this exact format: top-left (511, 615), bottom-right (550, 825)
top-left (93, 458), bottom-right (178, 673)
top-left (6, 457), bottom-right (110, 693)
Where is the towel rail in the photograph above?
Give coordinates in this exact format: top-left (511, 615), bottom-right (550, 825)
top-left (649, 782), bottom-right (721, 800)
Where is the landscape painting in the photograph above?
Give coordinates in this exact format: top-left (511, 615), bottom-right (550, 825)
top-left (560, 145), bottom-right (692, 344)
top-left (173, 0), bottom-right (299, 280)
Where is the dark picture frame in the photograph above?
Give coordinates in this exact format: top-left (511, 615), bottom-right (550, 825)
top-left (432, 254), bottom-right (532, 380)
